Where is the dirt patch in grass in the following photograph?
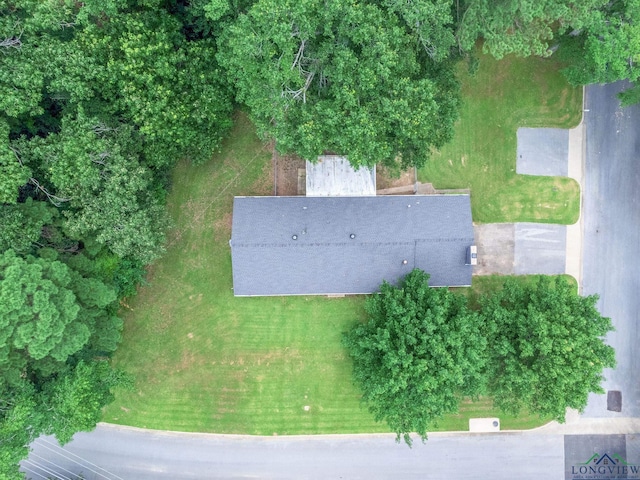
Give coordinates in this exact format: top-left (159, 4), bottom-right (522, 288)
top-left (376, 164), bottom-right (416, 190)
top-left (213, 211), bottom-right (233, 239)
top-left (249, 158), bottom-right (275, 196)
top-left (274, 149), bottom-right (305, 196)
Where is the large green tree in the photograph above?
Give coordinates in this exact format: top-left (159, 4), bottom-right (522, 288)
top-left (481, 276), bottom-right (616, 421)
top-left (0, 0), bottom-right (235, 261)
top-left (560, 0), bottom-right (640, 105)
top-left (0, 249), bottom-right (120, 384)
top-left (344, 270), bottom-right (486, 444)
top-left (457, 0), bottom-right (606, 58)
top-left (12, 110), bottom-right (168, 264)
top-left (345, 272), bottom-right (616, 443)
top-left (79, 8), bottom-right (233, 167)
top-left (0, 1), bottom-right (238, 474)
top-left (0, 361), bottom-right (131, 479)
top-left (218, 0), bottom-right (460, 169)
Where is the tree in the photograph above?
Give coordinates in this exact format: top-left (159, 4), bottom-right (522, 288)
top-left (480, 276), bottom-right (616, 421)
top-left (218, 0), bottom-right (460, 169)
top-left (0, 361), bottom-right (131, 479)
top-left (456, 0), bottom-right (607, 58)
top-left (0, 120), bottom-right (29, 205)
top-left (79, 8), bottom-right (234, 167)
top-left (11, 110), bottom-right (169, 264)
top-left (41, 360), bottom-right (133, 444)
top-left (0, 199), bottom-right (53, 254)
top-left (560, 0), bottom-right (640, 105)
top-left (0, 1), bottom-right (238, 475)
top-left (0, 250), bottom-right (120, 384)
top-left (344, 270), bottom-right (486, 445)
top-left (0, 380), bottom-right (37, 480)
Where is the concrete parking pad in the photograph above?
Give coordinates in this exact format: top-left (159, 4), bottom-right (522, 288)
top-left (474, 223), bottom-right (569, 276)
top-left (514, 223), bottom-right (566, 275)
top-left (473, 224), bottom-right (514, 275)
top-left (517, 127), bottom-right (569, 176)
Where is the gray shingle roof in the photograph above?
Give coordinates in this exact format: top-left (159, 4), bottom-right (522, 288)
top-left (230, 195), bottom-right (474, 296)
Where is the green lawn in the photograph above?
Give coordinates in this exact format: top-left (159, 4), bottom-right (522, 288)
top-left (419, 52), bottom-right (583, 224)
top-left (104, 113), bottom-right (383, 434)
top-left (104, 113), bottom-right (550, 434)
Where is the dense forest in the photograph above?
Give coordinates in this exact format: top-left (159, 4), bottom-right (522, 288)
top-left (1, 0), bottom-right (638, 476)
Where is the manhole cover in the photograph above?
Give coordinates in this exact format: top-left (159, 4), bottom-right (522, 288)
top-left (607, 390), bottom-right (622, 412)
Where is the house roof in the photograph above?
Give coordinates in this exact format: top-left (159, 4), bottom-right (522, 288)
top-left (305, 156), bottom-right (376, 196)
top-left (230, 195), bottom-right (475, 296)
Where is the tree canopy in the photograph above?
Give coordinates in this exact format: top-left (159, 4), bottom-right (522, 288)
top-left (481, 276), bottom-right (616, 421)
top-left (457, 0), bottom-right (607, 58)
top-left (0, 249), bottom-right (124, 382)
top-left (0, 0), bottom-right (629, 474)
top-left (218, 0), bottom-right (460, 169)
top-left (344, 270), bottom-right (486, 444)
top-left (560, 0), bottom-right (640, 105)
top-left (345, 272), bottom-right (615, 444)
top-left (0, 361), bottom-right (132, 479)
top-left (0, 0), bottom-right (232, 475)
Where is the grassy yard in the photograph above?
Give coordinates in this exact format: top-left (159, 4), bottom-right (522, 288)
top-left (104, 113), bottom-right (549, 434)
top-left (419, 52), bottom-right (583, 224)
top-left (104, 113), bottom-right (382, 434)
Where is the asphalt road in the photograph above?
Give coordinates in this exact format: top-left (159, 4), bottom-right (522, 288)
top-left (23, 427), bottom-right (565, 480)
top-left (581, 81), bottom-right (640, 418)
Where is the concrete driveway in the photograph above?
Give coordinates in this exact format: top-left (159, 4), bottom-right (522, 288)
top-left (474, 223), bottom-right (566, 276)
top-left (581, 82), bottom-right (640, 419)
top-left (474, 124), bottom-right (582, 279)
top-left (514, 223), bottom-right (567, 275)
top-left (477, 84), bottom-right (639, 418)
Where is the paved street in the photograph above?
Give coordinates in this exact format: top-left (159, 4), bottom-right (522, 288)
top-left (581, 82), bottom-right (640, 418)
top-left (24, 426), bottom-right (566, 480)
top-left (22, 422), bottom-right (640, 480)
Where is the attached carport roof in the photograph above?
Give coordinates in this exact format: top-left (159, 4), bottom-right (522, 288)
top-left (230, 195), bottom-right (474, 296)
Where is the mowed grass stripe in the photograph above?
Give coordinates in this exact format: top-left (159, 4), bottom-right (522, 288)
top-left (104, 113), bottom-right (388, 434)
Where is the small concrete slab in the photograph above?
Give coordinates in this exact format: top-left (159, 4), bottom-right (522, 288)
top-left (517, 127), bottom-right (569, 176)
top-left (469, 418), bottom-right (500, 432)
top-left (472, 224), bottom-right (515, 275)
top-left (514, 223), bottom-right (566, 275)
